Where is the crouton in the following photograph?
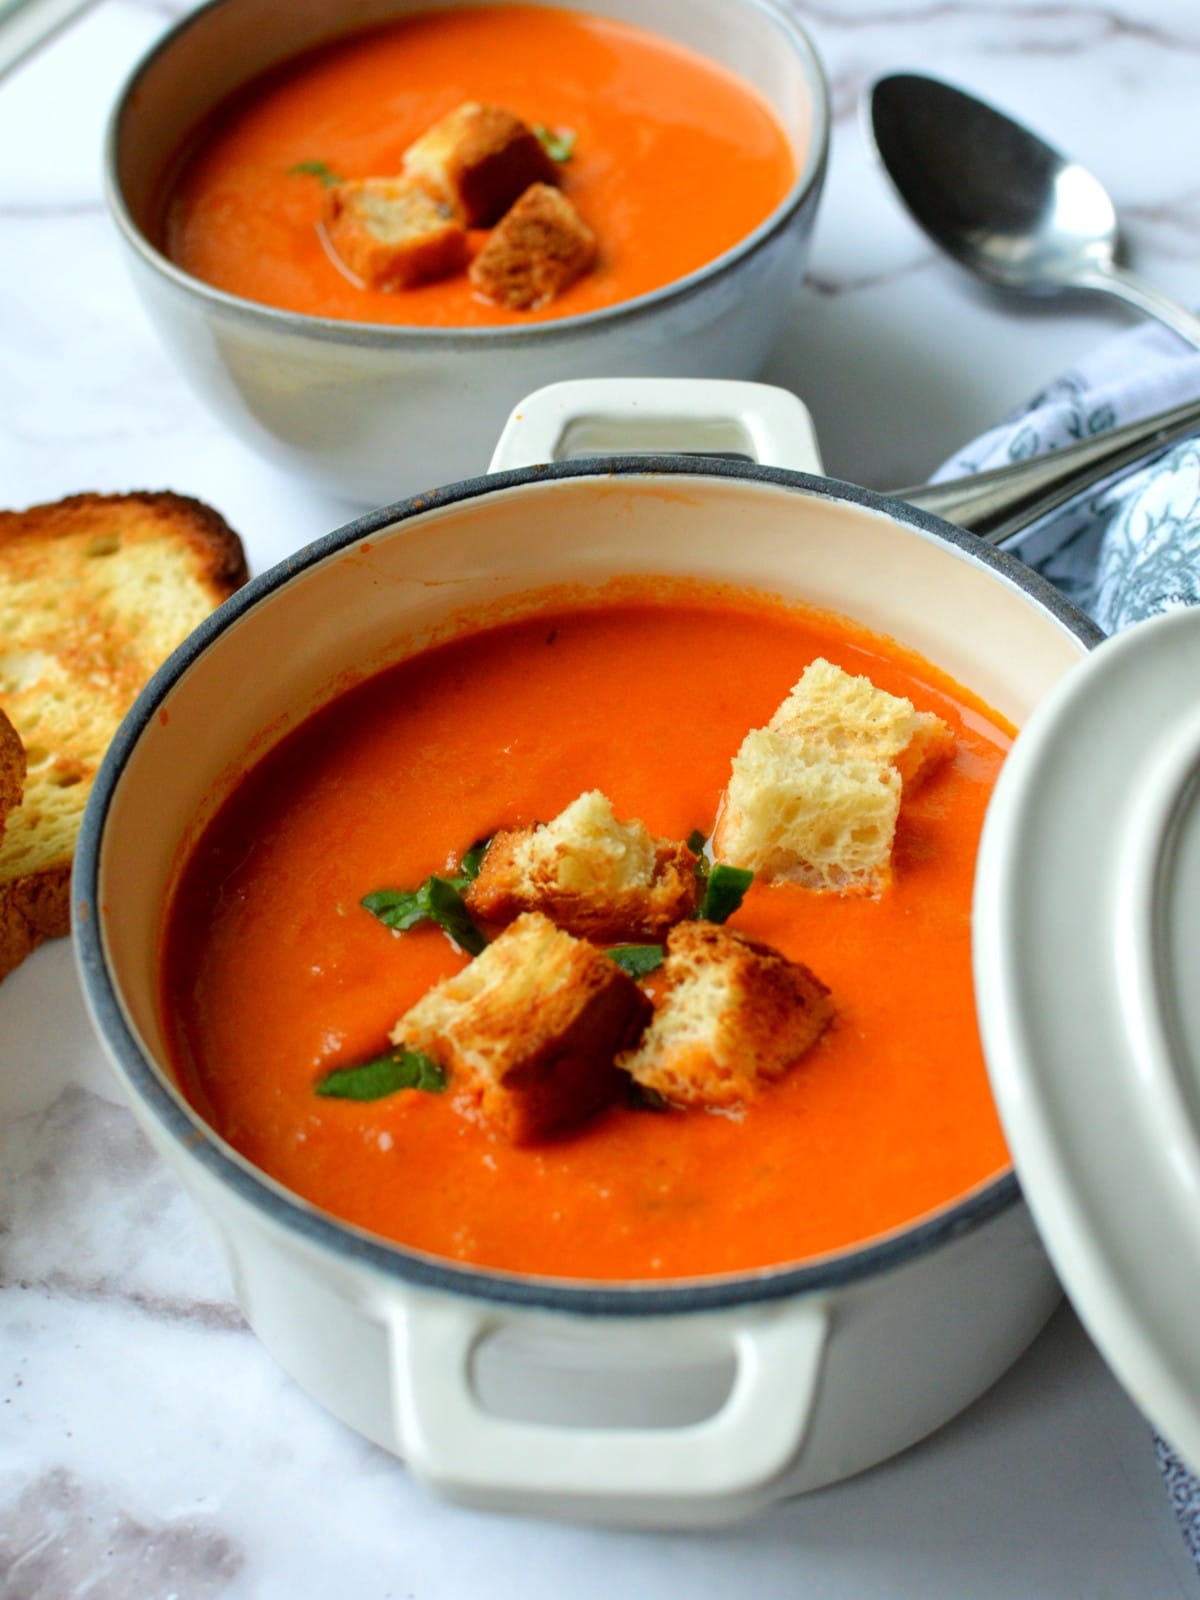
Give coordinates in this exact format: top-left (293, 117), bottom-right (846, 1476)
top-left (468, 182), bottom-right (596, 310)
top-left (768, 657), bottom-right (954, 792)
top-left (712, 729), bottom-right (902, 895)
top-left (391, 910), bottom-right (651, 1143)
top-left (322, 177), bottom-right (468, 289)
top-left (465, 790), bottom-right (700, 940)
top-left (617, 921), bottom-right (833, 1109)
top-left (403, 102), bottom-right (560, 227)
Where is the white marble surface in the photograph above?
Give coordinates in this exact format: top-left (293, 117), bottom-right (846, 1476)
top-left (3, 2), bottom-right (1200, 1595)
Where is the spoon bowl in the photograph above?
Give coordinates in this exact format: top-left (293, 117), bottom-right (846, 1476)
top-left (869, 73), bottom-right (1200, 348)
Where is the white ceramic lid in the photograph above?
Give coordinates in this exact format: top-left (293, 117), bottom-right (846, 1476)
top-left (974, 606), bottom-right (1200, 1471)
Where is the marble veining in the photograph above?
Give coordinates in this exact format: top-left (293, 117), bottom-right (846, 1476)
top-left (4, 2), bottom-right (1200, 1594)
top-left (1, 1469), bottom-right (245, 1600)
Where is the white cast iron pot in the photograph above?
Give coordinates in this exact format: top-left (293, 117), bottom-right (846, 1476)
top-left (73, 380), bottom-right (1101, 1529)
top-left (104, 0), bottom-right (828, 505)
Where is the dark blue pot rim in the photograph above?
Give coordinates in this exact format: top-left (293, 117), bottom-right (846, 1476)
top-left (74, 456), bottom-right (1104, 1318)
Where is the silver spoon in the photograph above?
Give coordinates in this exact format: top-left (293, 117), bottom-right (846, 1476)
top-left (891, 390), bottom-right (1200, 545)
top-left (868, 72), bottom-right (1200, 350)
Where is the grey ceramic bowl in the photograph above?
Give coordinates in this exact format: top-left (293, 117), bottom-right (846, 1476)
top-left (104, 0), bottom-right (830, 505)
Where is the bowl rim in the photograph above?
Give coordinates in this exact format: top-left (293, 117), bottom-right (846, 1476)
top-left (74, 456), bottom-right (1103, 1317)
top-left (102, 0), bottom-right (831, 349)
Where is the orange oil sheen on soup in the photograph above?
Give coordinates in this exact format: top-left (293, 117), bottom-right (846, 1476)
top-left (161, 588), bottom-right (1012, 1281)
top-left (161, 5), bottom-right (799, 326)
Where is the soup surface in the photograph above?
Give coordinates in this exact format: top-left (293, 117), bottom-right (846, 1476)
top-left (161, 5), bottom-right (798, 326)
top-left (163, 584), bottom-right (1012, 1281)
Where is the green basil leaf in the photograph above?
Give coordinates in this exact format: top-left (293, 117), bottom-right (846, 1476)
top-left (458, 836), bottom-right (492, 881)
top-left (421, 875), bottom-right (488, 955)
top-left (288, 159), bottom-right (344, 186)
top-left (627, 1080), bottom-right (670, 1112)
top-left (534, 124), bottom-right (577, 163)
top-left (686, 829), bottom-right (708, 857)
top-left (362, 874), bottom-right (487, 955)
top-left (605, 943), bottom-right (665, 978)
top-left (361, 887), bottom-right (427, 930)
top-left (698, 863), bottom-right (754, 924)
top-left (317, 1046), bottom-right (446, 1101)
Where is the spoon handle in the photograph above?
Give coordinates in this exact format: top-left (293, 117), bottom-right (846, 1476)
top-left (1079, 262), bottom-right (1200, 352)
top-left (892, 392), bottom-right (1200, 545)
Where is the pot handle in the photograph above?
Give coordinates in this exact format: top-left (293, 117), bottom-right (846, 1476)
top-left (488, 378), bottom-right (824, 475)
top-left (389, 1296), bottom-right (829, 1520)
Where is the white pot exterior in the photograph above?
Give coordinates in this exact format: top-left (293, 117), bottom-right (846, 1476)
top-left (75, 430), bottom-right (1099, 1527)
top-left (104, 0), bottom-right (828, 505)
top-left (117, 1083), bottom-right (1057, 1528)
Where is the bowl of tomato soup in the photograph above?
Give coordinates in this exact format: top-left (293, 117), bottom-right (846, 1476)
top-left (74, 380), bottom-right (1101, 1528)
top-left (105, 0), bottom-right (827, 505)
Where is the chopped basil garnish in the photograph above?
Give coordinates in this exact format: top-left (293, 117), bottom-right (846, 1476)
top-left (534, 124), bottom-right (577, 163)
top-left (317, 1046), bottom-right (446, 1101)
top-left (457, 836), bottom-right (491, 883)
top-left (698, 862), bottom-right (754, 925)
top-left (627, 1080), bottom-right (670, 1112)
top-left (288, 159), bottom-right (344, 186)
top-left (361, 886), bottom-right (426, 931)
top-left (362, 874), bottom-right (487, 956)
top-left (606, 943), bottom-right (665, 978)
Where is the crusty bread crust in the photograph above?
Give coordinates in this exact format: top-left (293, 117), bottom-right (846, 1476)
top-left (618, 921), bottom-right (834, 1109)
top-left (393, 911), bottom-right (651, 1143)
top-left (0, 706), bottom-right (24, 846)
top-left (0, 490), bottom-right (248, 981)
top-left (0, 490), bottom-right (247, 596)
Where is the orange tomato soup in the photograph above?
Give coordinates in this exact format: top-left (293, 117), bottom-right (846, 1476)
top-left (161, 5), bottom-right (798, 326)
top-left (162, 585), bottom-right (1013, 1281)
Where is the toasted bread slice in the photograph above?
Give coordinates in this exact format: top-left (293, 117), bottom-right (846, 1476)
top-left (768, 657), bottom-right (954, 791)
top-left (617, 921), bottom-right (833, 1109)
top-left (392, 910), bottom-right (651, 1142)
top-left (468, 182), bottom-right (596, 310)
top-left (322, 176), bottom-right (468, 289)
top-left (403, 102), bottom-right (560, 227)
top-left (0, 491), bottom-right (248, 981)
top-left (465, 789), bottom-right (700, 940)
top-left (712, 728), bottom-right (902, 894)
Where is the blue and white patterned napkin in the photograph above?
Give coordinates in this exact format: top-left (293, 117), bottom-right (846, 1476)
top-left (933, 321), bottom-right (1200, 634)
top-left (934, 321), bottom-right (1200, 1568)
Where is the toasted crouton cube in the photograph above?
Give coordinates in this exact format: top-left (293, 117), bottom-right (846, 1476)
top-left (403, 102), bottom-right (559, 226)
top-left (769, 658), bottom-right (954, 791)
top-left (617, 922), bottom-right (833, 1109)
top-left (465, 790), bottom-right (700, 940)
top-left (322, 177), bottom-right (468, 289)
top-left (391, 911), bottom-right (650, 1143)
top-left (712, 729), bottom-right (902, 895)
top-left (468, 183), bottom-right (596, 310)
